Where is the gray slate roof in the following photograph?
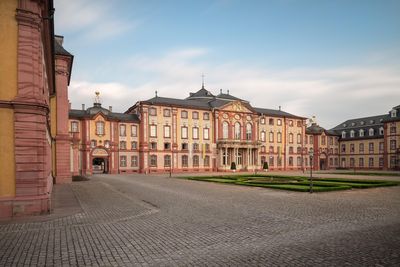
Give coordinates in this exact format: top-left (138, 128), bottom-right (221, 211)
top-left (186, 88), bottom-right (215, 99)
top-left (330, 114), bottom-right (387, 140)
top-left (253, 107), bottom-right (303, 119)
top-left (70, 104), bottom-right (140, 122)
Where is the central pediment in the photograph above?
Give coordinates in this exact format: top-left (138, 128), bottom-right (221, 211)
top-left (219, 101), bottom-right (254, 113)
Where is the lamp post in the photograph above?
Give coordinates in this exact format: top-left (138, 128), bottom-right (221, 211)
top-left (309, 148), bottom-right (314, 193)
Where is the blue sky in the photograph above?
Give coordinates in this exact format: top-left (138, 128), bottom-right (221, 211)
top-left (55, 0), bottom-right (400, 128)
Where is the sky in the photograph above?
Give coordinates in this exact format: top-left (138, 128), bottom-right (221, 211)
top-left (54, 0), bottom-right (400, 128)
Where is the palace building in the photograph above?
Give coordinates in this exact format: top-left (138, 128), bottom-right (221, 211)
top-left (69, 89), bottom-right (400, 175)
top-left (0, 0), bottom-right (73, 218)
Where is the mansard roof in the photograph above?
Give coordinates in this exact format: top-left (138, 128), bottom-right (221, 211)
top-left (306, 123), bottom-right (338, 136)
top-left (186, 87), bottom-right (215, 99)
top-left (330, 114), bottom-right (386, 140)
top-left (54, 35), bottom-right (73, 57)
top-left (253, 107), bottom-right (304, 119)
top-left (69, 103), bottom-right (140, 122)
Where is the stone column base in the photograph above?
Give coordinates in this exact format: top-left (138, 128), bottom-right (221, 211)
top-left (0, 194), bottom-right (51, 219)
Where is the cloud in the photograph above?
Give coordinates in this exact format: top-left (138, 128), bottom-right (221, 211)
top-left (68, 48), bottom-right (400, 129)
top-left (54, 0), bottom-right (136, 41)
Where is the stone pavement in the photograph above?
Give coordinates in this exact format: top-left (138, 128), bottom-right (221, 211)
top-left (1, 174), bottom-right (400, 266)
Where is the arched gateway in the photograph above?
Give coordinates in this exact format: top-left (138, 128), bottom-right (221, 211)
top-left (91, 148), bottom-right (109, 174)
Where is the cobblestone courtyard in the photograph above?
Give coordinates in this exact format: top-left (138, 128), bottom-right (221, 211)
top-left (1, 174), bottom-right (400, 266)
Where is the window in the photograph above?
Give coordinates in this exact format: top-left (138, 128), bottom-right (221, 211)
top-left (120, 141), bottom-right (126, 150)
top-left (261, 146), bottom-right (266, 153)
top-left (260, 117), bottom-right (265, 124)
top-left (261, 156), bottom-right (266, 164)
top-left (193, 127), bottom-right (199, 139)
top-left (297, 157), bottom-right (301, 166)
top-left (289, 133), bottom-right (293, 143)
top-left (277, 132), bottom-right (282, 143)
top-left (193, 143), bottom-right (199, 151)
top-left (96, 121), bottom-right (105, 135)
top-left (329, 158), bottom-right (333, 166)
top-left (131, 125), bottom-right (138, 137)
top-left (181, 143), bottom-right (188, 150)
top-left (131, 141), bottom-right (137, 150)
top-left (289, 147), bottom-right (293, 154)
top-left (181, 110), bottom-right (188, 119)
top-left (277, 119), bottom-right (282, 126)
top-left (341, 144), bottom-right (346, 152)
top-left (289, 120), bottom-right (293, 127)
top-left (269, 132), bottom-right (274, 142)
top-left (104, 140), bottom-right (110, 148)
top-left (204, 156), bottom-right (210, 167)
top-left (71, 121), bottom-right (79, 132)
top-left (305, 135), bottom-right (308, 144)
top-left (164, 142), bottom-right (171, 150)
top-left (269, 118), bottom-right (274, 125)
top-left (205, 143), bottom-right (210, 151)
top-left (350, 158), bottom-right (355, 167)
top-left (359, 143), bottom-right (364, 153)
top-left (335, 158), bottom-right (338, 166)
top-left (269, 156), bottom-right (274, 166)
top-left (379, 127), bottom-right (384, 135)
top-left (150, 155), bottom-right (157, 167)
top-left (369, 128), bottom-right (374, 136)
top-left (181, 126), bottom-right (188, 139)
top-left (234, 122), bottom-right (241, 140)
top-left (164, 155), bottom-right (171, 167)
top-left (261, 131), bottom-right (266, 142)
top-left (369, 157), bottom-right (374, 167)
top-left (193, 155), bottom-right (199, 167)
top-left (350, 144), bottom-right (355, 153)
top-left (91, 140), bottom-right (97, 148)
top-left (321, 136), bottom-right (326, 145)
top-left (359, 129), bottom-right (364, 137)
top-left (359, 158), bottom-right (364, 167)
top-left (203, 112), bottom-right (210, 120)
top-left (222, 121), bottom-right (229, 139)
top-left (342, 131), bottom-right (346, 138)
top-left (150, 142), bottom-right (157, 150)
top-left (131, 156), bottom-right (138, 167)
top-left (390, 140), bottom-right (396, 150)
top-left (203, 128), bottom-right (210, 140)
top-left (182, 155), bottom-right (188, 167)
top-left (379, 157), bottom-right (384, 167)
top-left (391, 109), bottom-right (397, 118)
top-left (369, 142), bottom-right (374, 153)
top-left (289, 157), bottom-right (293, 166)
top-left (269, 146), bottom-right (274, 153)
top-left (297, 147), bottom-right (301, 154)
top-left (297, 134), bottom-right (302, 144)
top-left (164, 125), bottom-right (171, 138)
top-left (150, 124), bottom-right (157, 137)
top-left (149, 108), bottom-right (157, 116)
top-left (390, 126), bottom-right (396, 134)
top-left (297, 120), bottom-right (302, 127)
top-left (350, 130), bottom-right (354, 138)
top-left (163, 109), bottom-right (171, 117)
top-left (246, 123), bottom-right (252, 140)
top-left (329, 137), bottom-right (333, 146)
top-left (379, 142), bottom-right (384, 152)
top-left (192, 111), bottom-right (199, 119)
top-left (120, 124), bottom-right (126, 136)
top-left (120, 156), bottom-right (127, 167)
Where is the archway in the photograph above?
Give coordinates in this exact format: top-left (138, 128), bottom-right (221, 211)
top-left (92, 158), bottom-right (108, 173)
top-left (319, 153), bottom-right (327, 170)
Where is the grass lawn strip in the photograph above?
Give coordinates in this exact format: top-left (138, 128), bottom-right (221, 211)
top-left (182, 174), bottom-right (399, 192)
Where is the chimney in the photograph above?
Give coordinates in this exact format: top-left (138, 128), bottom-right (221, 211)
top-left (279, 106), bottom-right (281, 111)
top-left (227, 89), bottom-right (230, 95)
top-left (55, 35), bottom-right (64, 46)
top-left (68, 101), bottom-right (71, 110)
top-left (82, 104), bottom-right (85, 110)
top-left (109, 106), bottom-right (112, 112)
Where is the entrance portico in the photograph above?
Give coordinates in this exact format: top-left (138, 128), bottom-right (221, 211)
top-left (217, 140), bottom-right (260, 171)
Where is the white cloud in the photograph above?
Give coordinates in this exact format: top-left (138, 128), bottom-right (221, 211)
top-left (68, 48), bottom-right (400, 129)
top-left (54, 0), bottom-right (136, 41)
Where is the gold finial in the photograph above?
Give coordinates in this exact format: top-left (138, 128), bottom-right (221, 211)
top-left (95, 91), bottom-right (100, 96)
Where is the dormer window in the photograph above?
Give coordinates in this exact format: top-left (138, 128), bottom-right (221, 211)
top-left (342, 131), bottom-right (346, 138)
top-left (379, 127), bottom-right (384, 135)
top-left (343, 124), bottom-right (347, 127)
top-left (369, 128), bottom-right (374, 136)
top-left (350, 130), bottom-right (355, 138)
top-left (351, 122), bottom-right (355, 126)
top-left (370, 120), bottom-right (374, 124)
top-left (391, 109), bottom-right (397, 118)
top-left (359, 129), bottom-right (364, 137)
top-left (360, 121), bottom-right (365, 125)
